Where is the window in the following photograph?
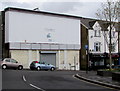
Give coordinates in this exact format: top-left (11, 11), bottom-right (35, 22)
top-left (94, 59), bottom-right (104, 66)
top-left (111, 31), bottom-right (115, 38)
top-left (5, 59), bottom-right (10, 62)
top-left (111, 43), bottom-right (115, 52)
top-left (94, 42), bottom-right (101, 52)
top-left (94, 30), bottom-right (101, 37)
top-left (11, 59), bottom-right (17, 63)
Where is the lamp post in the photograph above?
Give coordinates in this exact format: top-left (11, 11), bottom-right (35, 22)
top-left (85, 45), bottom-right (89, 74)
top-left (118, 22), bottom-right (120, 65)
top-left (118, 22), bottom-right (120, 52)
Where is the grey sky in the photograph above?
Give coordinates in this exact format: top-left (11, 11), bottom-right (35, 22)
top-left (0, 0), bottom-right (108, 19)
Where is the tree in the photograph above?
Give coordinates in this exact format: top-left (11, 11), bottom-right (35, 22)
top-left (96, 0), bottom-right (120, 70)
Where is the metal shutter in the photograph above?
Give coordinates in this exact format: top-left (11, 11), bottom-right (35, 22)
top-left (40, 53), bottom-right (56, 66)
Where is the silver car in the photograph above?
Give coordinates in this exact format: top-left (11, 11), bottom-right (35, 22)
top-left (0, 58), bottom-right (23, 70)
top-left (30, 61), bottom-right (56, 71)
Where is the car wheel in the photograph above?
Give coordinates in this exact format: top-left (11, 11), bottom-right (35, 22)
top-left (18, 65), bottom-right (23, 70)
top-left (2, 65), bottom-right (7, 69)
top-left (37, 66), bottom-right (41, 71)
top-left (51, 67), bottom-right (55, 71)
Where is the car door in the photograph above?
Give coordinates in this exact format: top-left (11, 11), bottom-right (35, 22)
top-left (38, 62), bottom-right (45, 69)
top-left (43, 63), bottom-right (48, 69)
top-left (4, 59), bottom-right (11, 68)
top-left (45, 64), bottom-right (50, 69)
top-left (10, 59), bottom-right (19, 68)
top-left (41, 62), bottom-right (47, 69)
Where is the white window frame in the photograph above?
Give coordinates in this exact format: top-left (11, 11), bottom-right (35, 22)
top-left (94, 42), bottom-right (101, 52)
top-left (94, 30), bottom-right (101, 37)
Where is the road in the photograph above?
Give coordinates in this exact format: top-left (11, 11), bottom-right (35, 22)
top-left (2, 70), bottom-right (116, 91)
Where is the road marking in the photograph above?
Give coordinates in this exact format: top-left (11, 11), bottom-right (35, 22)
top-left (22, 75), bottom-right (26, 82)
top-left (30, 84), bottom-right (46, 91)
top-left (22, 75), bottom-right (45, 91)
top-left (72, 74), bottom-right (117, 90)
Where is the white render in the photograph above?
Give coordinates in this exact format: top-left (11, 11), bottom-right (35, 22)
top-left (89, 21), bottom-right (118, 53)
top-left (5, 10), bottom-right (80, 45)
top-left (4, 8), bottom-right (81, 70)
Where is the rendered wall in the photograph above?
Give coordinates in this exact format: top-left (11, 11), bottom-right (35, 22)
top-left (10, 49), bottom-right (80, 70)
top-left (89, 21), bottom-right (118, 53)
top-left (5, 10), bottom-right (80, 45)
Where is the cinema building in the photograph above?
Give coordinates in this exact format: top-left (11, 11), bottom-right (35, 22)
top-left (0, 7), bottom-right (81, 70)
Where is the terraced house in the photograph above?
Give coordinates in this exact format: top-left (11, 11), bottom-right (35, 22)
top-left (80, 18), bottom-right (120, 70)
top-left (0, 7), bottom-right (119, 70)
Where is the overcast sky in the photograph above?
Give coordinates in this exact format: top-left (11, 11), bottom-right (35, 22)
top-left (0, 0), bottom-right (109, 19)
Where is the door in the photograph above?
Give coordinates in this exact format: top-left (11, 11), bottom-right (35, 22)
top-left (40, 53), bottom-right (56, 66)
top-left (10, 59), bottom-right (19, 68)
top-left (4, 59), bottom-right (11, 68)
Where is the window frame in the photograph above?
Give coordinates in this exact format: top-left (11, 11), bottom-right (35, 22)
top-left (94, 30), bottom-right (101, 37)
top-left (94, 42), bottom-right (101, 52)
top-left (111, 43), bottom-right (116, 52)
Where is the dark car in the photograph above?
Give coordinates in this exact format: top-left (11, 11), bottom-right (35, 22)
top-left (30, 61), bottom-right (56, 71)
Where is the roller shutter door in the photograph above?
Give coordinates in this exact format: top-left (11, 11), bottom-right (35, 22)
top-left (40, 53), bottom-right (56, 66)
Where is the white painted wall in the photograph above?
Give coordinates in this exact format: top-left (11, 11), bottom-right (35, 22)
top-left (5, 10), bottom-right (80, 45)
top-left (89, 21), bottom-right (118, 53)
top-left (89, 22), bottom-right (104, 53)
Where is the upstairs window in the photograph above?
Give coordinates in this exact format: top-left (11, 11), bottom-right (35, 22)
top-left (111, 31), bottom-right (116, 38)
top-left (94, 30), bottom-right (101, 37)
top-left (111, 43), bottom-right (116, 52)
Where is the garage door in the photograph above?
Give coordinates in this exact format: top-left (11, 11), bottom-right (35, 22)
top-left (40, 53), bottom-right (56, 66)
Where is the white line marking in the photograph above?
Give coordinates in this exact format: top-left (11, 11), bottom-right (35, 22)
top-left (23, 75), bottom-right (26, 82)
top-left (30, 84), bottom-right (46, 91)
top-left (22, 75), bottom-right (45, 91)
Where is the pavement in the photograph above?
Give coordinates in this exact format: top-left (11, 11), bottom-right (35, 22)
top-left (75, 71), bottom-right (120, 90)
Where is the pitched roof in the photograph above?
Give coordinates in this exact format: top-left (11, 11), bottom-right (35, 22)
top-left (80, 18), bottom-right (96, 29)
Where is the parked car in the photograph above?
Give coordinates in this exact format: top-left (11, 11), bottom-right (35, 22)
top-left (0, 58), bottom-right (23, 70)
top-left (30, 61), bottom-right (56, 71)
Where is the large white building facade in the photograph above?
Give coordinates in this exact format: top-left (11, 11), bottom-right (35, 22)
top-left (4, 7), bottom-right (81, 70)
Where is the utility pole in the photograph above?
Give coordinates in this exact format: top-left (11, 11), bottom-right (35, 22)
top-left (118, 1), bottom-right (120, 52)
top-left (118, 1), bottom-right (120, 65)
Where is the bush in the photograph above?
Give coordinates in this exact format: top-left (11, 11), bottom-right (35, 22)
top-left (100, 68), bottom-right (120, 72)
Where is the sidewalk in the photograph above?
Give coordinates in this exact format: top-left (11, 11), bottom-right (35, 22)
top-left (75, 71), bottom-right (120, 90)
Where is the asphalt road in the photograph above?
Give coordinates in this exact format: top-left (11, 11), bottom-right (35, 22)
top-left (2, 70), bottom-right (117, 91)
